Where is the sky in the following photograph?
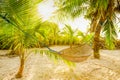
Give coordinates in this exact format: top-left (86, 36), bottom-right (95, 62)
top-left (37, 0), bottom-right (90, 32)
top-left (37, 0), bottom-right (120, 38)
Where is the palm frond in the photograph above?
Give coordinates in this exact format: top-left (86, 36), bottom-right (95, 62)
top-left (53, 0), bottom-right (88, 20)
top-left (102, 18), bottom-right (117, 49)
top-left (38, 49), bottom-right (75, 66)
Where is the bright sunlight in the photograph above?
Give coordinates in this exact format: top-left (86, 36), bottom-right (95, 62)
top-left (1, 0), bottom-right (120, 80)
top-left (38, 0), bottom-right (90, 32)
top-left (38, 0), bottom-right (57, 21)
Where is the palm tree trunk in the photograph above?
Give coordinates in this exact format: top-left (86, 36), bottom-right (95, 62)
top-left (90, 17), bottom-right (98, 33)
top-left (70, 44), bottom-right (72, 48)
top-left (15, 53), bottom-right (25, 78)
top-left (90, 11), bottom-right (99, 33)
top-left (92, 0), bottom-right (115, 59)
top-left (70, 38), bottom-right (73, 48)
top-left (93, 22), bottom-right (102, 59)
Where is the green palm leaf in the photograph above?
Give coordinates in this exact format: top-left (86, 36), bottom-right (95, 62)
top-left (54, 0), bottom-right (88, 20)
top-left (102, 18), bottom-right (117, 49)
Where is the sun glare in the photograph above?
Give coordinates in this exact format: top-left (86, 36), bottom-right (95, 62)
top-left (37, 0), bottom-right (89, 32)
top-left (38, 0), bottom-right (57, 21)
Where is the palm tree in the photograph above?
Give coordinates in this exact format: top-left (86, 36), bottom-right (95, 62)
top-left (61, 24), bottom-right (78, 48)
top-left (87, 0), bottom-right (118, 58)
top-left (0, 0), bottom-right (74, 78)
top-left (39, 21), bottom-right (60, 45)
top-left (0, 0), bottom-right (43, 78)
top-left (77, 30), bottom-right (94, 45)
top-left (54, 0), bottom-right (119, 59)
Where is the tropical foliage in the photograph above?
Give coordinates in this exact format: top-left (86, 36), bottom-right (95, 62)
top-left (0, 0), bottom-right (120, 78)
top-left (0, 0), bottom-right (44, 78)
top-left (0, 0), bottom-right (84, 78)
top-left (54, 0), bottom-right (120, 58)
top-left (61, 24), bottom-right (78, 48)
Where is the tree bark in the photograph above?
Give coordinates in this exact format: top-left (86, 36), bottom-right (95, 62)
top-left (70, 44), bottom-right (72, 48)
top-left (70, 37), bottom-right (73, 49)
top-left (93, 23), bottom-right (101, 59)
top-left (90, 16), bottom-right (98, 32)
top-left (15, 52), bottom-right (25, 78)
top-left (93, 17), bottom-right (105, 59)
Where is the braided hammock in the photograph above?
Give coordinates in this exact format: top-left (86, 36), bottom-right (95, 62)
top-left (59, 44), bottom-right (92, 62)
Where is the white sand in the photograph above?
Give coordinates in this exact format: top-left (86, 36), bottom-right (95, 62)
top-left (0, 46), bottom-right (120, 80)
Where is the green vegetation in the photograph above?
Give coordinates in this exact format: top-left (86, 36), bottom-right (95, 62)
top-left (0, 0), bottom-right (120, 78)
top-left (54, 0), bottom-right (120, 58)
